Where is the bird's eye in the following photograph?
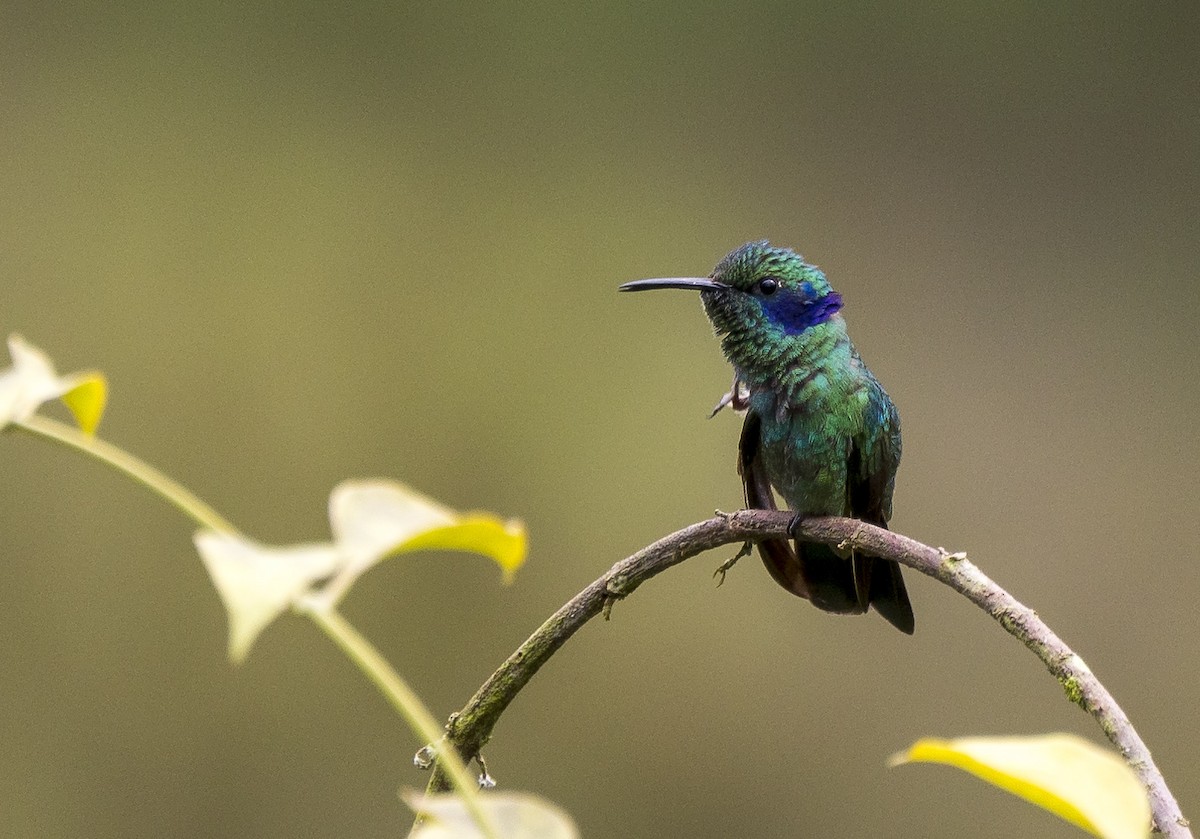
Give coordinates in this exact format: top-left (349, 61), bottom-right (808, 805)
top-left (757, 277), bottom-right (779, 295)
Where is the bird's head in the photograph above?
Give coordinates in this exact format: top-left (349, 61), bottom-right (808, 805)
top-left (620, 241), bottom-right (844, 373)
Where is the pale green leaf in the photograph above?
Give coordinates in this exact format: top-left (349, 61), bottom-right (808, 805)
top-left (889, 734), bottom-right (1150, 839)
top-left (193, 481), bottom-right (527, 660)
top-left (193, 531), bottom-right (341, 663)
top-left (330, 479), bottom-right (457, 565)
top-left (403, 791), bottom-right (578, 839)
top-left (320, 479), bottom-right (527, 603)
top-left (0, 335), bottom-right (107, 431)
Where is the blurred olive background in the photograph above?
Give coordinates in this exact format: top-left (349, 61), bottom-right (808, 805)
top-left (3, 2), bottom-right (1198, 837)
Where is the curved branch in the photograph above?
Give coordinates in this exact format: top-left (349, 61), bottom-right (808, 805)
top-left (420, 510), bottom-right (1189, 837)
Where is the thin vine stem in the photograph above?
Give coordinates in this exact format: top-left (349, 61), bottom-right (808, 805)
top-left (13, 415), bottom-right (237, 534)
top-left (304, 606), bottom-right (500, 839)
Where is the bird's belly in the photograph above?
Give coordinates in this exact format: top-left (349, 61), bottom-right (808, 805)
top-left (759, 429), bottom-right (849, 516)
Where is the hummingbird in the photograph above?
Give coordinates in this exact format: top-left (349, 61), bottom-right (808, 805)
top-left (620, 241), bottom-right (914, 634)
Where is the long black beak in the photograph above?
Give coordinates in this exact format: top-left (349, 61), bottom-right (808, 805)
top-left (619, 277), bottom-right (728, 292)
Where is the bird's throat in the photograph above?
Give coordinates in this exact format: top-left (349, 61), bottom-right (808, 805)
top-left (722, 317), bottom-right (850, 394)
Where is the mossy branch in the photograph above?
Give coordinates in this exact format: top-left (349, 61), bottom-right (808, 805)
top-left (419, 509), bottom-right (1190, 838)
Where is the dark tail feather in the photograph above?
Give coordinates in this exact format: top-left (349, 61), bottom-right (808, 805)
top-left (756, 536), bottom-right (811, 600)
top-left (754, 535), bottom-right (860, 612)
top-left (867, 557), bottom-right (915, 634)
top-left (779, 541), bottom-right (866, 615)
top-left (759, 540), bottom-right (915, 634)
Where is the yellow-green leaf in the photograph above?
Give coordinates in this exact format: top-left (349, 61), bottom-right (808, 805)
top-left (60, 372), bottom-right (107, 434)
top-left (391, 515), bottom-right (527, 583)
top-left (889, 734), bottom-right (1150, 839)
top-left (404, 790), bottom-right (578, 839)
top-left (330, 479), bottom-right (458, 561)
top-left (318, 479), bottom-right (527, 605)
top-left (0, 335), bottom-right (108, 432)
top-left (192, 480), bottom-right (528, 660)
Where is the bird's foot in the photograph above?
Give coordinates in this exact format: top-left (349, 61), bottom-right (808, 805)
top-left (708, 376), bottom-right (750, 418)
top-left (714, 541), bottom-right (753, 586)
top-left (708, 390), bottom-right (735, 418)
top-left (786, 513), bottom-right (804, 538)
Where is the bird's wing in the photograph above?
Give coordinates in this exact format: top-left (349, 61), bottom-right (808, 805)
top-left (738, 410), bottom-right (810, 599)
top-left (849, 386), bottom-right (902, 524)
top-left (847, 386), bottom-right (914, 633)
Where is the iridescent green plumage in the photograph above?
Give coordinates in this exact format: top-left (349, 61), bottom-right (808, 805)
top-left (622, 241), bottom-right (914, 633)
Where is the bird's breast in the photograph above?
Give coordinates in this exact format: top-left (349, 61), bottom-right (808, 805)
top-left (753, 395), bottom-right (859, 517)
